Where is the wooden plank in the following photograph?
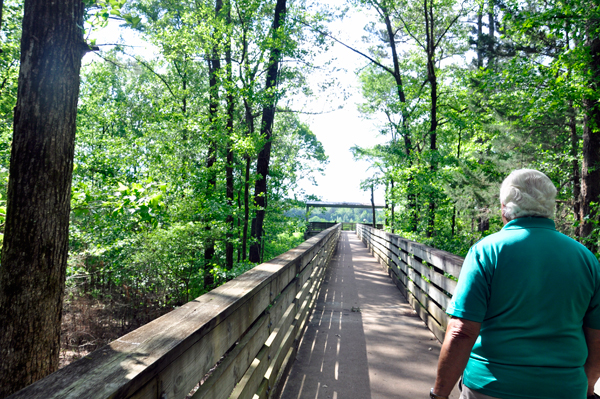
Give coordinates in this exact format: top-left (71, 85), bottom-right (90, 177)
top-left (229, 301), bottom-right (296, 399)
top-left (388, 250), bottom-right (449, 329)
top-left (263, 253), bottom-right (328, 399)
top-left (229, 348), bottom-right (265, 399)
top-left (406, 242), bottom-right (463, 280)
top-left (406, 267), bottom-right (451, 310)
top-left (405, 255), bottom-right (457, 297)
top-left (389, 271), bottom-right (447, 343)
top-left (359, 225), bottom-right (458, 297)
top-left (270, 346), bottom-right (294, 399)
top-left (230, 249), bottom-right (327, 399)
top-left (264, 323), bottom-right (296, 391)
top-left (190, 314), bottom-right (270, 399)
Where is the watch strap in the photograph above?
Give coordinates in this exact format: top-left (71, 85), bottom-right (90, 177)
top-left (430, 388), bottom-right (449, 399)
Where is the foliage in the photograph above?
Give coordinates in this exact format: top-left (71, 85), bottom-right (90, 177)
top-left (59, 0), bottom-right (332, 312)
top-left (352, 0), bottom-right (600, 254)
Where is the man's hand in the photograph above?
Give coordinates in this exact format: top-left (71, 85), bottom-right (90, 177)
top-left (585, 327), bottom-right (600, 397)
top-left (433, 317), bottom-right (481, 397)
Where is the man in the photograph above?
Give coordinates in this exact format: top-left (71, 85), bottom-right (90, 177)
top-left (431, 169), bottom-right (600, 399)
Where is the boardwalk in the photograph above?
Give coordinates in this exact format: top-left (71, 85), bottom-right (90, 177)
top-left (280, 231), bottom-right (460, 399)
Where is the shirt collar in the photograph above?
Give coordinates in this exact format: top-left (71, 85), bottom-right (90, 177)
top-left (502, 217), bottom-right (556, 231)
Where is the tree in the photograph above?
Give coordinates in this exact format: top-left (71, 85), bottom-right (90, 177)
top-left (396, 0), bottom-right (467, 236)
top-left (579, 17), bottom-right (600, 251)
top-left (249, 0), bottom-right (288, 262)
top-left (0, 0), bottom-right (86, 395)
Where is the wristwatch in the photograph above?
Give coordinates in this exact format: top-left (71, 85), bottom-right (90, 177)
top-left (430, 388), bottom-right (448, 399)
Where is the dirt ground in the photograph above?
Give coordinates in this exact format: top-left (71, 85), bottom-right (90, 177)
top-left (59, 292), bottom-right (173, 368)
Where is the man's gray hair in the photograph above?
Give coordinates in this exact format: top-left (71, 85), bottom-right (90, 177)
top-left (500, 169), bottom-right (557, 221)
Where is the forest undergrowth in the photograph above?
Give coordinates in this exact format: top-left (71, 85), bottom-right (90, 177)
top-left (59, 286), bottom-right (174, 368)
top-left (58, 220), bottom-right (307, 368)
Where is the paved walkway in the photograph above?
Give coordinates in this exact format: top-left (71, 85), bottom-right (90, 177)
top-left (280, 231), bottom-right (460, 399)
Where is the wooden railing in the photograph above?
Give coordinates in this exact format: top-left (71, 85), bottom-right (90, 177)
top-left (341, 222), bottom-right (356, 231)
top-left (304, 221), bottom-right (337, 239)
top-left (10, 224), bottom-right (341, 399)
top-left (356, 224), bottom-right (464, 342)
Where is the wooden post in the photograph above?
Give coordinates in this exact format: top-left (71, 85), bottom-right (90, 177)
top-left (371, 184), bottom-right (376, 228)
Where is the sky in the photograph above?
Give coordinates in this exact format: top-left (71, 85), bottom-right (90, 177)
top-left (88, 2), bottom-right (387, 205)
top-left (293, 4), bottom-right (387, 205)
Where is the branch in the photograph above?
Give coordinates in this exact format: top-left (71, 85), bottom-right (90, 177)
top-left (123, 52), bottom-right (178, 100)
top-left (291, 16), bottom-right (396, 76)
top-left (397, 13), bottom-right (426, 50)
top-left (433, 1), bottom-right (468, 50)
top-left (275, 107), bottom-right (336, 115)
top-left (92, 51), bottom-right (125, 69)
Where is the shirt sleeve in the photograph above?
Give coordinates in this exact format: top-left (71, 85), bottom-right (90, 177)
top-left (584, 256), bottom-right (600, 330)
top-left (446, 245), bottom-right (491, 323)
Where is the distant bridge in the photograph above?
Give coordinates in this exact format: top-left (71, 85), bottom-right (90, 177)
top-left (305, 200), bottom-right (386, 210)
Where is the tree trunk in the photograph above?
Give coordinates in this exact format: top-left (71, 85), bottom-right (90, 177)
top-left (0, 0), bottom-right (4, 33)
top-left (487, 0), bottom-right (495, 68)
top-left (579, 18), bottom-right (600, 252)
top-left (478, 215), bottom-right (489, 232)
top-left (390, 178), bottom-right (395, 233)
top-left (237, 188), bottom-right (242, 262)
top-left (204, 0), bottom-right (223, 286)
top-left (453, 130), bottom-right (461, 237)
top-left (451, 206), bottom-right (457, 236)
top-left (565, 24), bottom-right (582, 239)
top-left (225, 0), bottom-right (234, 270)
top-left (371, 184), bottom-right (376, 228)
top-left (381, 6), bottom-right (417, 231)
top-left (242, 100), bottom-right (254, 262)
top-left (249, 0), bottom-right (287, 263)
top-left (476, 4), bottom-right (483, 68)
top-left (570, 102), bottom-right (581, 237)
top-left (0, 0), bottom-right (85, 395)
top-left (424, 0), bottom-right (438, 238)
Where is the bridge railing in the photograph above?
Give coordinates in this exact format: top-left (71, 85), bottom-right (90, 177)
top-left (10, 224), bottom-right (341, 399)
top-left (356, 224), bottom-right (464, 342)
top-left (341, 222), bottom-right (356, 231)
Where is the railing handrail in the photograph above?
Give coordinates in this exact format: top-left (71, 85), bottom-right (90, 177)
top-left (356, 224), bottom-right (464, 342)
top-left (10, 224), bottom-right (341, 399)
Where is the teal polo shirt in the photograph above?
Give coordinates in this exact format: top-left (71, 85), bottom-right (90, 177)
top-left (447, 217), bottom-right (600, 399)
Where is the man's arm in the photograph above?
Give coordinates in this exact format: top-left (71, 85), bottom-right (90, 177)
top-left (433, 317), bottom-right (481, 397)
top-left (585, 326), bottom-right (600, 396)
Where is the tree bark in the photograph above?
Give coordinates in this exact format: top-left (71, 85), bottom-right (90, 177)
top-left (0, 0), bottom-right (85, 395)
top-left (390, 178), bottom-right (395, 233)
top-left (570, 102), bottom-right (581, 237)
top-left (225, 0), bottom-right (234, 270)
top-left (204, 0), bottom-right (223, 286)
top-left (371, 184), bottom-right (376, 228)
top-left (424, 0), bottom-right (438, 238)
top-left (579, 18), bottom-right (600, 252)
top-left (242, 100), bottom-right (254, 262)
top-left (0, 0), bottom-right (4, 33)
top-left (487, 0), bottom-right (495, 68)
top-left (381, 5), bottom-right (417, 232)
top-left (476, 4), bottom-right (483, 68)
top-left (249, 0), bottom-right (287, 263)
